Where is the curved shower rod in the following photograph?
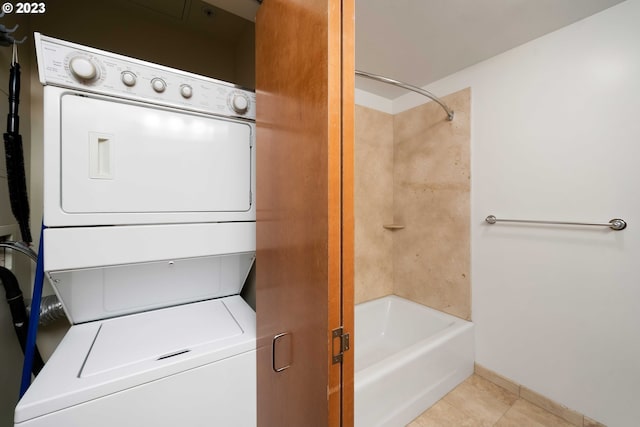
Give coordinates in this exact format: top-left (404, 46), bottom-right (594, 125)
top-left (355, 70), bottom-right (454, 121)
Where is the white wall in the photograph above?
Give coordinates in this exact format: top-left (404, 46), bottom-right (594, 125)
top-left (358, 1), bottom-right (640, 425)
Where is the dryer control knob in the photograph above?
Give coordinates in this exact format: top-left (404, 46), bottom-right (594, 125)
top-left (121, 71), bottom-right (137, 87)
top-left (69, 56), bottom-right (98, 82)
top-left (151, 78), bottom-right (166, 93)
top-left (230, 93), bottom-right (249, 114)
top-left (180, 84), bottom-right (193, 99)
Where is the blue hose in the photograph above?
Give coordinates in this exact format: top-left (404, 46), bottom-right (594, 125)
top-left (19, 224), bottom-right (44, 398)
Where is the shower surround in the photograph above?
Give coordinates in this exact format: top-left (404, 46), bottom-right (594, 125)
top-left (354, 88), bottom-right (471, 319)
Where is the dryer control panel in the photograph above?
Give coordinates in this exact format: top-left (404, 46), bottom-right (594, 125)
top-left (34, 33), bottom-right (256, 120)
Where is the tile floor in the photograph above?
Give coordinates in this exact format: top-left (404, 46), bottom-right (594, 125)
top-left (407, 374), bottom-right (576, 427)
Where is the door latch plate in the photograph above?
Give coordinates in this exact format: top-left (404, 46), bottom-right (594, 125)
top-left (332, 327), bottom-right (350, 364)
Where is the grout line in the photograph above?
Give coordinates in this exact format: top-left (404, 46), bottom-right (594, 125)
top-left (440, 374), bottom-right (516, 426)
top-left (492, 407), bottom-right (512, 427)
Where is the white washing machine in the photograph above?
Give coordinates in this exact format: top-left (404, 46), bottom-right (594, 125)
top-left (14, 34), bottom-right (257, 426)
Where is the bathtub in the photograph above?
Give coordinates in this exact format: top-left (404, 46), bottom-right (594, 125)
top-left (355, 295), bottom-right (474, 427)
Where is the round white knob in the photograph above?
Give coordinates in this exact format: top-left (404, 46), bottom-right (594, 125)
top-left (151, 78), bottom-right (166, 93)
top-left (231, 94), bottom-right (249, 114)
top-left (69, 56), bottom-right (98, 82)
top-left (180, 84), bottom-right (193, 99)
top-left (121, 71), bottom-right (137, 87)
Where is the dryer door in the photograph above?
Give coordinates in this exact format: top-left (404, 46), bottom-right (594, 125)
top-left (57, 92), bottom-right (253, 221)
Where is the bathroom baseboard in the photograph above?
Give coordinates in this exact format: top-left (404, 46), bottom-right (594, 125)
top-left (474, 363), bottom-right (606, 427)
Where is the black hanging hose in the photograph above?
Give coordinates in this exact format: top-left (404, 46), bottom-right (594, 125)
top-left (3, 45), bottom-right (32, 243)
top-left (0, 266), bottom-right (44, 376)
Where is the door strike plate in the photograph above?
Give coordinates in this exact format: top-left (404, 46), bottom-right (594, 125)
top-left (332, 327), bottom-right (350, 364)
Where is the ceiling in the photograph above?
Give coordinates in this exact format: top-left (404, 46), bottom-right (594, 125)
top-left (182, 0), bottom-right (626, 100)
top-left (127, 0), bottom-right (254, 42)
top-left (355, 0), bottom-right (625, 99)
top-left (202, 0), bottom-right (260, 21)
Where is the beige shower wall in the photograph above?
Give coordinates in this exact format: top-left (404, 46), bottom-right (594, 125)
top-left (354, 88), bottom-right (471, 319)
top-left (354, 105), bottom-right (394, 304)
top-left (393, 88), bottom-right (471, 320)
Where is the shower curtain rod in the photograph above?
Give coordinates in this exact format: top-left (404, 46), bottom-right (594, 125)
top-left (355, 70), bottom-right (454, 121)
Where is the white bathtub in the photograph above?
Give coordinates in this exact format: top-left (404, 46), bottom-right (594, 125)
top-left (355, 295), bottom-right (474, 427)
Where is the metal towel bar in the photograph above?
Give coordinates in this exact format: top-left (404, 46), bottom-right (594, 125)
top-left (485, 215), bottom-right (627, 231)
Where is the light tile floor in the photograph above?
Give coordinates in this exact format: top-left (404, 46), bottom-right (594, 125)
top-left (407, 375), bottom-right (576, 427)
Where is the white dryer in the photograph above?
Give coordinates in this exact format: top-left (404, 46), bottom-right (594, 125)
top-left (14, 34), bottom-right (257, 426)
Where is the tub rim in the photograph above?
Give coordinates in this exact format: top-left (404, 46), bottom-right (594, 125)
top-left (355, 294), bottom-right (474, 386)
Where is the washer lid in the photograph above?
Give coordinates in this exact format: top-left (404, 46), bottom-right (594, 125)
top-left (81, 299), bottom-right (242, 377)
top-left (14, 296), bottom-right (256, 424)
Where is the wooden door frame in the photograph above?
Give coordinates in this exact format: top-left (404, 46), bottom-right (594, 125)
top-left (339, 0), bottom-right (355, 425)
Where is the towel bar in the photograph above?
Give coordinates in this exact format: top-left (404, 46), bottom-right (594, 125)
top-left (485, 215), bottom-right (627, 231)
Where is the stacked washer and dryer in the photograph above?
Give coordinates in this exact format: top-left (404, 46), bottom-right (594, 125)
top-left (14, 34), bottom-right (257, 426)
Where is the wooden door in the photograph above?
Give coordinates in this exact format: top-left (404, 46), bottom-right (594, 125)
top-left (255, 0), bottom-right (354, 425)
